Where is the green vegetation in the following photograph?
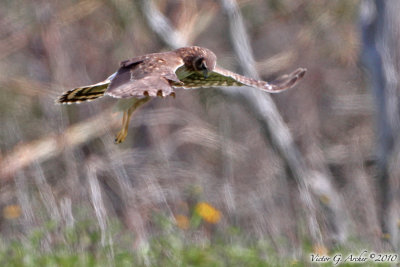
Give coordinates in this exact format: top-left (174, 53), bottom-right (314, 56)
top-left (0, 213), bottom-right (391, 267)
top-left (0, 219), bottom-right (281, 267)
top-left (0, 206), bottom-right (285, 267)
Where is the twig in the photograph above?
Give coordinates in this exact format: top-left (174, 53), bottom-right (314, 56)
top-left (0, 107), bottom-right (218, 181)
top-left (361, 0), bottom-right (399, 248)
top-left (219, 0), bottom-right (324, 246)
top-left (0, 108), bottom-right (118, 181)
top-left (140, 0), bottom-right (186, 48)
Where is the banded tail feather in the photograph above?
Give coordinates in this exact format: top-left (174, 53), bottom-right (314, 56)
top-left (57, 81), bottom-right (110, 104)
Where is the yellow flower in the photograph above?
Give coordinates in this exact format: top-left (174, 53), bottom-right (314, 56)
top-left (195, 202), bottom-right (221, 224)
top-left (313, 244), bottom-right (328, 255)
top-left (382, 233), bottom-right (391, 240)
top-left (319, 194), bottom-right (330, 205)
top-left (3, 205), bottom-right (22, 220)
top-left (175, 214), bottom-right (190, 230)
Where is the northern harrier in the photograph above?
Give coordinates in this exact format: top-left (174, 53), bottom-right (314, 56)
top-left (57, 46), bottom-right (306, 143)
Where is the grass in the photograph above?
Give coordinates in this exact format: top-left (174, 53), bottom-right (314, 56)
top-left (0, 211), bottom-right (392, 266)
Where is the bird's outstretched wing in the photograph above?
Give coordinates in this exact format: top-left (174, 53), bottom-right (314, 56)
top-left (106, 52), bottom-right (185, 99)
top-left (174, 66), bottom-right (306, 92)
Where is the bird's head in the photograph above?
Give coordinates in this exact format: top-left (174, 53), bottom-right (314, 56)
top-left (193, 56), bottom-right (211, 78)
top-left (176, 46), bottom-right (216, 78)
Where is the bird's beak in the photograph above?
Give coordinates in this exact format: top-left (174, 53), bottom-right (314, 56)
top-left (203, 69), bottom-right (209, 78)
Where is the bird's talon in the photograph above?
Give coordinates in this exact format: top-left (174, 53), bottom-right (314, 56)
top-left (115, 130), bottom-right (127, 144)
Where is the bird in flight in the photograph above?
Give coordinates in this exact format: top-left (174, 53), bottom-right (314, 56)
top-left (57, 46), bottom-right (306, 143)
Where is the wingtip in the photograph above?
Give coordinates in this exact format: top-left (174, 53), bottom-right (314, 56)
top-left (298, 68), bottom-right (307, 78)
top-left (287, 67), bottom-right (307, 88)
top-left (268, 67), bottom-right (307, 92)
top-left (291, 68), bottom-right (307, 78)
top-left (289, 67), bottom-right (307, 82)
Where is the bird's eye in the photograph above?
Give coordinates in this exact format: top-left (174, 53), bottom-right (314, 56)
top-left (194, 57), bottom-right (207, 71)
top-left (200, 61), bottom-right (207, 70)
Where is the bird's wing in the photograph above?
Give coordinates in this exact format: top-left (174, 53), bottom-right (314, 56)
top-left (106, 52), bottom-right (185, 98)
top-left (174, 66), bottom-right (306, 93)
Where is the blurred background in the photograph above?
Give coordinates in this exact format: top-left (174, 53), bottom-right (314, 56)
top-left (0, 0), bottom-right (399, 266)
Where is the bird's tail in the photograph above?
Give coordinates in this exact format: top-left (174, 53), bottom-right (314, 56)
top-left (56, 80), bottom-right (110, 104)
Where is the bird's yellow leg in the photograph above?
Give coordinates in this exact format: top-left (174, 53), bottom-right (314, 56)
top-left (115, 110), bottom-right (128, 143)
top-left (115, 97), bottom-right (151, 144)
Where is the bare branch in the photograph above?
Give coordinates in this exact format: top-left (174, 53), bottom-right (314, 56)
top-left (361, 0), bottom-right (400, 248)
top-left (219, 0), bottom-right (327, 245)
top-left (219, 0), bottom-right (259, 78)
top-left (0, 107), bottom-right (224, 181)
top-left (140, 0), bottom-right (186, 48)
top-left (0, 108), bottom-right (118, 181)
